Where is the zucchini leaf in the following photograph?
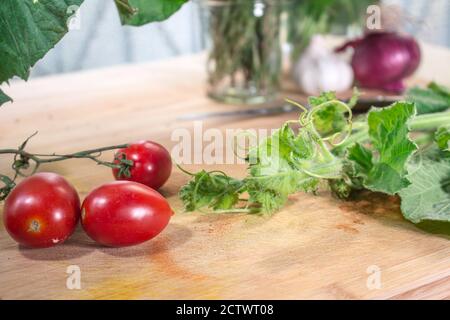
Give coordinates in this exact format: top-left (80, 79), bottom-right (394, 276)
top-left (246, 123), bottom-right (338, 213)
top-left (0, 89), bottom-right (12, 105)
top-left (435, 127), bottom-right (450, 152)
top-left (0, 0), bottom-right (84, 106)
top-left (179, 170), bottom-right (244, 212)
top-left (347, 143), bottom-right (373, 175)
top-left (399, 160), bottom-right (450, 223)
top-left (115, 0), bottom-right (188, 26)
top-left (407, 82), bottom-right (450, 114)
top-left (246, 125), bottom-right (317, 213)
top-left (347, 102), bottom-right (417, 195)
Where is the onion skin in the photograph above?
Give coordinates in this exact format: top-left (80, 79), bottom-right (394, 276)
top-left (337, 32), bottom-right (421, 93)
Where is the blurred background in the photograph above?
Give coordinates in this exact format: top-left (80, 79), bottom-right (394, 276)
top-left (31, 0), bottom-right (450, 78)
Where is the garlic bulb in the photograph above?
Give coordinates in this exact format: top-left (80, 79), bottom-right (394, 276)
top-left (293, 36), bottom-right (354, 95)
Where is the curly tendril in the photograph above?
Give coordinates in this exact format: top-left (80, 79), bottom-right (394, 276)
top-left (284, 98), bottom-right (353, 147)
top-left (307, 100), bottom-right (353, 147)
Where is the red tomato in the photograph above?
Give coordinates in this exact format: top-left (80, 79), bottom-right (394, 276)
top-left (81, 181), bottom-right (173, 247)
top-left (3, 173), bottom-right (80, 248)
top-left (112, 141), bottom-right (172, 190)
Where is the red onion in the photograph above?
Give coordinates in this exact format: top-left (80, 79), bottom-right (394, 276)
top-left (336, 32), bottom-right (421, 93)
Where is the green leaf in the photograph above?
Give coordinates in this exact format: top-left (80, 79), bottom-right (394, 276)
top-left (212, 192), bottom-right (239, 211)
top-left (399, 160), bottom-right (450, 223)
top-left (428, 81), bottom-right (450, 97)
top-left (435, 126), bottom-right (450, 152)
top-left (366, 102), bottom-right (417, 194)
top-left (246, 125), bottom-right (317, 213)
top-left (179, 170), bottom-right (244, 212)
top-left (365, 163), bottom-right (409, 194)
top-left (247, 188), bottom-right (288, 214)
top-left (0, 0), bottom-right (84, 106)
top-left (407, 82), bottom-right (450, 114)
top-left (308, 91), bottom-right (337, 107)
top-left (246, 170), bottom-right (318, 214)
top-left (336, 143), bottom-right (372, 197)
top-left (115, 0), bottom-right (188, 26)
top-left (0, 89), bottom-right (12, 105)
top-left (347, 102), bottom-right (418, 195)
top-left (347, 143), bottom-right (372, 174)
top-left (245, 123), bottom-right (338, 213)
top-left (248, 124), bottom-right (298, 176)
top-left (368, 102), bottom-right (417, 169)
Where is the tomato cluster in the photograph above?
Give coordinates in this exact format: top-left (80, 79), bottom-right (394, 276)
top-left (2, 141), bottom-right (173, 248)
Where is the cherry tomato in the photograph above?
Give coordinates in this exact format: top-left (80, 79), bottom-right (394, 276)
top-left (81, 181), bottom-right (173, 247)
top-left (113, 140), bottom-right (172, 190)
top-left (3, 173), bottom-right (80, 248)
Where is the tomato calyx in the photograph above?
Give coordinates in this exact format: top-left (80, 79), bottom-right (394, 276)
top-left (113, 153), bottom-right (134, 179)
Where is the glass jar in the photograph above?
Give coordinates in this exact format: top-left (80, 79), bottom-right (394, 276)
top-left (198, 0), bottom-right (286, 105)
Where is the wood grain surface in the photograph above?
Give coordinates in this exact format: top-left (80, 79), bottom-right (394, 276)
top-left (1, 43), bottom-right (450, 300)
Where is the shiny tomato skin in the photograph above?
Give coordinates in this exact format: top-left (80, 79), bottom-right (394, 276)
top-left (81, 181), bottom-right (173, 247)
top-left (113, 141), bottom-right (172, 190)
top-left (3, 173), bottom-right (80, 248)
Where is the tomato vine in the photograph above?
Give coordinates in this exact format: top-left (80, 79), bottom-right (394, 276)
top-left (0, 133), bottom-right (132, 201)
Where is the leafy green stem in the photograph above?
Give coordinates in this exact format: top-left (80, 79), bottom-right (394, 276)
top-left (409, 111), bottom-right (450, 131)
top-left (333, 111), bottom-right (450, 153)
top-left (332, 128), bottom-right (368, 154)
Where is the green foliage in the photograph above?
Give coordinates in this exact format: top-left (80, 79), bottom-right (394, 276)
top-left (179, 170), bottom-right (245, 212)
top-left (179, 82), bottom-right (450, 234)
top-left (0, 0), bottom-right (84, 106)
top-left (115, 0), bottom-right (188, 26)
top-left (246, 124), bottom-right (327, 213)
top-left (0, 0), bottom-right (187, 106)
top-left (399, 160), bottom-right (450, 223)
top-left (0, 89), bottom-right (12, 105)
top-left (179, 96), bottom-right (347, 214)
top-left (407, 81), bottom-right (450, 114)
top-left (435, 127), bottom-right (450, 152)
top-left (345, 103), bottom-right (418, 195)
top-left (347, 143), bottom-right (373, 175)
top-left (358, 102), bottom-right (417, 194)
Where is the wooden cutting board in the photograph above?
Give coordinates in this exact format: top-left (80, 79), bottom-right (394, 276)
top-left (1, 46), bottom-right (450, 300)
